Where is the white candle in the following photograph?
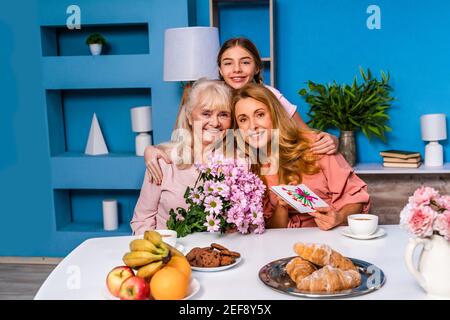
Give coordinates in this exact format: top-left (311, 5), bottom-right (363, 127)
top-left (102, 199), bottom-right (118, 231)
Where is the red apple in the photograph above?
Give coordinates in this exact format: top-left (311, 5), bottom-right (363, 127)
top-left (119, 276), bottom-right (151, 300)
top-left (106, 266), bottom-right (135, 298)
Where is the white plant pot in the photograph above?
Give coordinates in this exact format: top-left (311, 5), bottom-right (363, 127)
top-left (89, 43), bottom-right (102, 56)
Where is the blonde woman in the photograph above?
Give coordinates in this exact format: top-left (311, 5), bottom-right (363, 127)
top-left (130, 80), bottom-right (232, 234)
top-left (232, 83), bottom-right (370, 230)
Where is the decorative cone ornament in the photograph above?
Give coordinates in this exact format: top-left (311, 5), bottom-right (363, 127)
top-left (85, 113), bottom-right (109, 155)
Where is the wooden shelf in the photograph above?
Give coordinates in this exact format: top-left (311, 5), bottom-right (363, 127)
top-left (354, 163), bottom-right (450, 174)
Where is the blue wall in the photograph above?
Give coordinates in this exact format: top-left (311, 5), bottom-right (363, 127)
top-left (0, 0), bottom-right (191, 257)
top-left (196, 0), bottom-right (450, 162)
top-left (1, 0), bottom-right (449, 257)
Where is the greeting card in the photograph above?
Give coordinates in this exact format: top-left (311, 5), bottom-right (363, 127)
top-left (270, 184), bottom-right (328, 213)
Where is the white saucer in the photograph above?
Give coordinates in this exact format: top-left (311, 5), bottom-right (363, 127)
top-left (341, 227), bottom-right (386, 240)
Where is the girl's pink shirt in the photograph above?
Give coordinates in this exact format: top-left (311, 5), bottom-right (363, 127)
top-left (265, 85), bottom-right (297, 118)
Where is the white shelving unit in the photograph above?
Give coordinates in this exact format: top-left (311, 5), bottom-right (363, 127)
top-left (354, 163), bottom-right (450, 174)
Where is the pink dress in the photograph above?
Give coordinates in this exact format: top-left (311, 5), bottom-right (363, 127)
top-left (130, 161), bottom-right (198, 235)
top-left (263, 153), bottom-right (370, 228)
top-left (265, 85), bottom-right (297, 118)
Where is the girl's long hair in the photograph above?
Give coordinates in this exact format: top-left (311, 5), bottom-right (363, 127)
top-left (231, 83), bottom-right (320, 184)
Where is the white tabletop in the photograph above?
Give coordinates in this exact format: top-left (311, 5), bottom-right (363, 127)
top-left (35, 225), bottom-right (429, 300)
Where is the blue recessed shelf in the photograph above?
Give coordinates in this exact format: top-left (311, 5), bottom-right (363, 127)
top-left (54, 188), bottom-right (138, 235)
top-left (42, 55), bottom-right (156, 89)
top-left (51, 153), bottom-right (145, 190)
top-left (41, 23), bottom-right (150, 57)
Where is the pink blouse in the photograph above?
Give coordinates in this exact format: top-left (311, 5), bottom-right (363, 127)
top-left (263, 153), bottom-right (370, 228)
top-left (265, 85), bottom-right (297, 118)
top-left (130, 161), bottom-right (198, 235)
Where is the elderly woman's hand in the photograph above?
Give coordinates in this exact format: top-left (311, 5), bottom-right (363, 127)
top-left (144, 145), bottom-right (172, 185)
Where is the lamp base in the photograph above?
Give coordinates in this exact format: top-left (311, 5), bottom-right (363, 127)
top-left (424, 141), bottom-right (444, 167)
top-left (135, 132), bottom-right (152, 156)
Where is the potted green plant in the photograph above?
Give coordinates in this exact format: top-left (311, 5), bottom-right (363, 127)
top-left (299, 67), bottom-right (394, 166)
top-left (86, 33), bottom-right (107, 56)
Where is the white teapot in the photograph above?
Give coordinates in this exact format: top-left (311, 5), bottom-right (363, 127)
top-left (404, 235), bottom-right (450, 299)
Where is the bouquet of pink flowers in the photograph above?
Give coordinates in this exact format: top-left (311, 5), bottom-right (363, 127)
top-left (167, 155), bottom-right (266, 237)
top-left (400, 186), bottom-right (450, 240)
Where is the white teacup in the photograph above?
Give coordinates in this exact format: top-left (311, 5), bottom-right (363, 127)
top-left (155, 229), bottom-right (177, 247)
top-left (347, 214), bottom-right (378, 236)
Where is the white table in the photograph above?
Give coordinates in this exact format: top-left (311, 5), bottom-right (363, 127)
top-left (35, 225), bottom-right (430, 300)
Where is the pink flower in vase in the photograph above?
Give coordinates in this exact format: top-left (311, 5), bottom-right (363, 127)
top-left (410, 186), bottom-right (439, 206)
top-left (407, 205), bottom-right (436, 237)
top-left (435, 195), bottom-right (450, 211)
top-left (434, 210), bottom-right (450, 240)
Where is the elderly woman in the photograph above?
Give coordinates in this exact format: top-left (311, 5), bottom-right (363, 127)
top-left (130, 80), bottom-right (232, 234)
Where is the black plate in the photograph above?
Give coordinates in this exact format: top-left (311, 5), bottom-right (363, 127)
top-left (258, 256), bottom-right (386, 298)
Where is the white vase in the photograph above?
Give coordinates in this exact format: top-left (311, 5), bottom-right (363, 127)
top-left (89, 43), bottom-right (102, 56)
top-left (405, 235), bottom-right (450, 298)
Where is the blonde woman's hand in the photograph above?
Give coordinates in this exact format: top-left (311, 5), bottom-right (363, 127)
top-left (310, 132), bottom-right (338, 155)
top-left (309, 207), bottom-right (344, 231)
top-left (144, 145), bottom-right (172, 185)
top-left (275, 179), bottom-right (298, 209)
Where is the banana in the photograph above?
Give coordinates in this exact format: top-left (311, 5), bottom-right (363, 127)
top-left (160, 241), bottom-right (185, 258)
top-left (157, 242), bottom-right (170, 258)
top-left (144, 230), bottom-right (163, 247)
top-left (129, 239), bottom-right (163, 254)
top-left (136, 261), bottom-right (164, 280)
top-left (122, 251), bottom-right (164, 268)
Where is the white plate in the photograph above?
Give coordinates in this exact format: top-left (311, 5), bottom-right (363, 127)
top-left (341, 227), bottom-right (386, 240)
top-left (191, 257), bottom-right (242, 272)
top-left (102, 277), bottom-right (200, 300)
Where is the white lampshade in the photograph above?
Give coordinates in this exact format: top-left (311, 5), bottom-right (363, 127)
top-left (420, 113), bottom-right (447, 141)
top-left (164, 27), bottom-right (220, 82)
top-left (130, 106), bottom-right (152, 132)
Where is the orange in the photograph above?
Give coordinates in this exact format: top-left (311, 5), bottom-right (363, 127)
top-left (166, 256), bottom-right (192, 280)
top-left (150, 266), bottom-right (189, 300)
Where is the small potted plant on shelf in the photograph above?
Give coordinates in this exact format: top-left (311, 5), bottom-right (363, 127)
top-left (86, 33), bottom-right (107, 56)
top-left (299, 67), bottom-right (394, 166)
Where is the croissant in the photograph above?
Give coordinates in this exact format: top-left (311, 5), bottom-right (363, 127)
top-left (285, 257), bottom-right (317, 283)
top-left (297, 265), bottom-right (361, 293)
top-left (293, 243), bottom-right (357, 271)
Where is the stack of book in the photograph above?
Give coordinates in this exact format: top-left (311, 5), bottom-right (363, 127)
top-left (380, 150), bottom-right (422, 168)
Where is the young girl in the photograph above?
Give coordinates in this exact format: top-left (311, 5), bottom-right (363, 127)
top-left (232, 83), bottom-right (370, 230)
top-left (130, 80), bottom-right (232, 234)
top-left (145, 37), bottom-right (338, 184)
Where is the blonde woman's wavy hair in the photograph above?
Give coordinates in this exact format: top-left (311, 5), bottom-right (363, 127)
top-left (231, 83), bottom-right (320, 183)
top-left (170, 79), bottom-right (232, 167)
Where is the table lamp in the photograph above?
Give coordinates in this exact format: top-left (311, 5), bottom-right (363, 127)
top-left (164, 27), bottom-right (220, 127)
top-left (131, 106), bottom-right (152, 156)
top-left (420, 113), bottom-right (447, 167)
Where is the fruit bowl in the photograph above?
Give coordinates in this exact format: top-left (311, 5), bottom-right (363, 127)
top-left (102, 277), bottom-right (200, 300)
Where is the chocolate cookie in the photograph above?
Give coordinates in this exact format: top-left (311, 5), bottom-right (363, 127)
top-left (196, 250), bottom-right (221, 267)
top-left (186, 247), bottom-right (203, 263)
top-left (220, 249), bottom-right (241, 258)
top-left (220, 255), bottom-right (236, 266)
top-left (211, 243), bottom-right (228, 251)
